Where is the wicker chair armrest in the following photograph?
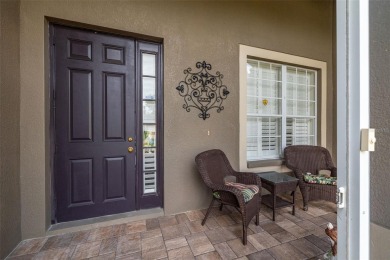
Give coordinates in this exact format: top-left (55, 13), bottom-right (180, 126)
top-left (330, 167), bottom-right (337, 177)
top-left (234, 172), bottom-right (262, 186)
top-left (291, 168), bottom-right (306, 185)
top-left (211, 183), bottom-right (242, 197)
top-left (210, 183), bottom-right (246, 206)
top-left (293, 168), bottom-right (308, 196)
top-left (292, 168), bottom-right (305, 180)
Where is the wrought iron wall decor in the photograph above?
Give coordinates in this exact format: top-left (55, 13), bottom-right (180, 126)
top-left (176, 61), bottom-right (230, 120)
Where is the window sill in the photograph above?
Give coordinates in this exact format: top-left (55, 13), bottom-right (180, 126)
top-left (247, 159), bottom-right (284, 168)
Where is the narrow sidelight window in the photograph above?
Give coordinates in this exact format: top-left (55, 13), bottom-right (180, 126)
top-left (142, 52), bottom-right (157, 194)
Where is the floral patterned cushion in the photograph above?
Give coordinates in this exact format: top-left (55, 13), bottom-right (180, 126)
top-left (213, 182), bottom-right (259, 203)
top-left (304, 174), bottom-right (337, 185)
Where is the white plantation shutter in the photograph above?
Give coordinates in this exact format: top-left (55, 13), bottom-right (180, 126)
top-left (247, 117), bottom-right (281, 160)
top-left (143, 149), bottom-right (157, 193)
top-left (247, 60), bottom-right (317, 161)
top-left (261, 117), bottom-right (281, 157)
top-left (286, 118), bottom-right (315, 146)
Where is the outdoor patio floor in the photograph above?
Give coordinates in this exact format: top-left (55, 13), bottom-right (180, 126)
top-left (6, 198), bottom-right (336, 260)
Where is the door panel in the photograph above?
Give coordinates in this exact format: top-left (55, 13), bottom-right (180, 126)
top-left (54, 25), bottom-right (136, 222)
top-left (70, 159), bottom-right (93, 205)
top-left (68, 39), bottom-right (92, 61)
top-left (103, 45), bottom-right (125, 64)
top-left (69, 69), bottom-right (93, 141)
top-left (104, 157), bottom-right (126, 201)
top-left (104, 73), bottom-right (126, 140)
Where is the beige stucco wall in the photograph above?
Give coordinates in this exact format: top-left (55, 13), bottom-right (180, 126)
top-left (0, 0), bottom-right (22, 258)
top-left (19, 0), bottom-right (335, 239)
top-left (370, 0), bottom-right (390, 257)
top-left (371, 223), bottom-right (390, 259)
top-left (370, 0), bottom-right (390, 230)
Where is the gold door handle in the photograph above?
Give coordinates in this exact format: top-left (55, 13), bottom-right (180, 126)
top-left (128, 137), bottom-right (133, 142)
top-left (128, 147), bottom-right (134, 153)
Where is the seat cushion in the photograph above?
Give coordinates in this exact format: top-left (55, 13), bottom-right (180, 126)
top-left (224, 182), bottom-right (259, 202)
top-left (304, 174), bottom-right (337, 186)
top-left (318, 169), bottom-right (331, 177)
top-left (213, 182), bottom-right (259, 203)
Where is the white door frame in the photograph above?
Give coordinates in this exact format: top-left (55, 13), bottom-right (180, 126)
top-left (337, 0), bottom-right (370, 259)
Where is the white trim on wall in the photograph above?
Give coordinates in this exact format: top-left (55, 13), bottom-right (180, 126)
top-left (337, 0), bottom-right (370, 258)
top-left (239, 44), bottom-right (327, 172)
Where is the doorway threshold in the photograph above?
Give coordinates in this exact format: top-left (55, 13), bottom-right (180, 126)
top-left (47, 207), bottom-right (164, 236)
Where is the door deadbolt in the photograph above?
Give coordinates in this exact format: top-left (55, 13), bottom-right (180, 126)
top-left (128, 147), bottom-right (134, 153)
top-left (128, 137), bottom-right (133, 142)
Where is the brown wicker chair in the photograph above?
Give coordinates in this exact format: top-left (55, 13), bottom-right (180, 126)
top-left (195, 149), bottom-right (261, 245)
top-left (284, 145), bottom-right (337, 211)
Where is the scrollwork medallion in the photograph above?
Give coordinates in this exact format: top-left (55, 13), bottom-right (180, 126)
top-left (176, 61), bottom-right (230, 120)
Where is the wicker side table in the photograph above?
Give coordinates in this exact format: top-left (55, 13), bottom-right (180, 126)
top-left (257, 171), bottom-right (298, 221)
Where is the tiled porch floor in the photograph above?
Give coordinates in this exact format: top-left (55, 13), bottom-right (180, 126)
top-left (6, 199), bottom-right (336, 260)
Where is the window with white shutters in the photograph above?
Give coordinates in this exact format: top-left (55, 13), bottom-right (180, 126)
top-left (246, 59), bottom-right (317, 160)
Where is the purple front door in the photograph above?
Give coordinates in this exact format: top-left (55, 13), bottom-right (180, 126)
top-left (53, 25), bottom-right (137, 222)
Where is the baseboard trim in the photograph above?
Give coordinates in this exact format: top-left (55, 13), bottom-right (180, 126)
top-left (47, 208), bottom-right (164, 236)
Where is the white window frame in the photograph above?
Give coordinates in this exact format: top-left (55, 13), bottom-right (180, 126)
top-left (239, 45), bottom-right (327, 172)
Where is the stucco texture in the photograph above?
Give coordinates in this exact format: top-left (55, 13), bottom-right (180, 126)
top-left (18, 0), bottom-right (335, 239)
top-left (371, 222), bottom-right (390, 259)
top-left (370, 0), bottom-right (390, 229)
top-left (0, 0), bottom-right (22, 258)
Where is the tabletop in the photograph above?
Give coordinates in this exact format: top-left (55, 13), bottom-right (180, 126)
top-left (257, 171), bottom-right (298, 184)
